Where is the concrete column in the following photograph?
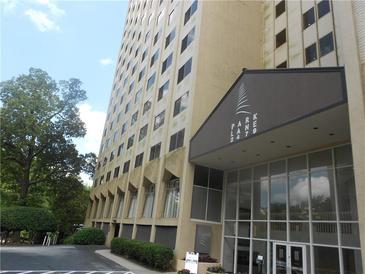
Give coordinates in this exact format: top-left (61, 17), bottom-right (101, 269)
top-left (333, 1), bottom-right (365, 272)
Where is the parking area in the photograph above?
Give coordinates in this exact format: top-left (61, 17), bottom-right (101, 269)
top-left (0, 245), bottom-right (130, 273)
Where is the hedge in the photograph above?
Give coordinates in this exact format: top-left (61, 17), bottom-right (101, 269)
top-left (111, 238), bottom-right (174, 271)
top-left (72, 227), bottom-right (105, 245)
top-left (1, 206), bottom-right (57, 232)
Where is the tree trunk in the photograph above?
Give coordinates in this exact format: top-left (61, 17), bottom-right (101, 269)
top-left (19, 179), bottom-right (30, 205)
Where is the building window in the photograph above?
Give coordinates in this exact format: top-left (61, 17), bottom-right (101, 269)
top-left (135, 89), bottom-right (142, 103)
top-left (121, 122), bottom-right (127, 135)
top-left (184, 0), bottom-right (198, 25)
top-left (303, 7), bottom-right (315, 30)
top-left (168, 9), bottom-right (175, 25)
top-left (143, 184), bottom-right (155, 218)
top-left (150, 51), bottom-right (159, 67)
top-left (276, 29), bottom-right (286, 48)
top-left (318, 0), bottom-right (330, 19)
top-left (164, 177), bottom-right (180, 218)
top-left (127, 135), bottom-right (134, 149)
top-left (276, 61), bottom-right (287, 68)
top-left (128, 191), bottom-right (137, 218)
top-left (117, 143), bottom-right (124, 157)
top-left (158, 80), bottom-right (169, 101)
top-left (165, 28), bottom-right (176, 48)
top-left (154, 110), bottom-right (165, 130)
top-left (131, 111), bottom-right (138, 126)
top-left (191, 166), bottom-right (223, 222)
top-left (99, 175), bottom-right (104, 184)
top-left (173, 92), bottom-right (189, 116)
top-left (181, 27), bottom-right (195, 54)
top-left (169, 128), bottom-right (185, 151)
top-left (150, 143), bottom-right (161, 161)
top-left (143, 100), bottom-right (152, 115)
top-left (142, 50), bottom-right (147, 61)
top-left (115, 192), bottom-right (124, 218)
top-left (319, 32), bottom-right (334, 57)
top-left (138, 67), bottom-right (146, 82)
top-left (123, 160), bottom-right (130, 173)
top-left (153, 31), bottom-right (160, 45)
top-left (147, 73), bottom-right (156, 90)
top-left (275, 0), bottom-right (285, 18)
top-left (125, 102), bottom-right (130, 113)
top-left (113, 166), bottom-right (120, 178)
top-left (161, 53), bottom-right (173, 74)
top-left (135, 153), bottom-right (144, 168)
top-left (177, 58), bottom-right (192, 84)
top-left (106, 171), bottom-right (111, 182)
top-left (305, 43), bottom-right (317, 64)
top-left (120, 95), bottom-right (124, 104)
top-left (110, 150), bottom-right (115, 161)
top-left (139, 124), bottom-right (148, 141)
top-left (157, 10), bottom-right (164, 24)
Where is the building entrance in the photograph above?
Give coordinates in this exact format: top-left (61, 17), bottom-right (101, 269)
top-left (273, 243), bottom-right (306, 274)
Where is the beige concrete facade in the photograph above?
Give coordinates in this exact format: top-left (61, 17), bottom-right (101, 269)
top-left (85, 0), bottom-right (365, 272)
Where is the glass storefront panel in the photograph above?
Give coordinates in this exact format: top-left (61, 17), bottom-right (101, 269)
top-left (341, 223), bottom-right (361, 248)
top-left (314, 246), bottom-right (340, 274)
top-left (310, 168), bottom-right (337, 220)
top-left (222, 145), bottom-right (361, 274)
top-left (252, 240), bottom-right (267, 274)
top-left (290, 222), bottom-right (309, 243)
top-left (270, 175), bottom-right (287, 220)
top-left (223, 237), bottom-right (235, 273)
top-left (270, 222), bottom-right (287, 241)
top-left (191, 186), bottom-right (207, 220)
top-left (312, 222), bottom-right (338, 245)
top-left (207, 189), bottom-right (222, 222)
top-left (336, 167), bottom-right (358, 221)
top-left (238, 222), bottom-right (250, 238)
top-left (342, 248), bottom-right (363, 274)
top-left (253, 222), bottom-right (267, 239)
top-left (225, 171), bottom-right (237, 220)
top-left (239, 169), bottom-right (251, 220)
top-left (236, 239), bottom-right (250, 274)
top-left (289, 173), bottom-right (309, 220)
top-left (253, 178), bottom-right (269, 220)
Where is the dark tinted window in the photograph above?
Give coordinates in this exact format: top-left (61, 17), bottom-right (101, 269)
top-left (184, 0), bottom-right (198, 25)
top-left (303, 7), bottom-right (315, 30)
top-left (169, 129), bottom-right (185, 151)
top-left (276, 61), bottom-right (287, 68)
top-left (194, 165), bottom-right (209, 187)
top-left (177, 58), bottom-right (192, 84)
top-left (276, 29), bottom-right (286, 48)
top-left (123, 160), bottom-right (130, 173)
top-left (275, 0), bottom-right (285, 18)
top-left (305, 43), bottom-right (317, 64)
top-left (319, 32), bottom-right (334, 57)
top-left (318, 0), bottom-right (330, 18)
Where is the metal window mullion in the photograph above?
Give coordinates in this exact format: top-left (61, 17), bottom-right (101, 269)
top-left (332, 148), bottom-right (344, 274)
top-left (249, 167), bottom-right (253, 274)
top-left (267, 163), bottom-right (271, 274)
top-left (205, 169), bottom-right (210, 221)
top-left (233, 171), bottom-right (239, 273)
top-left (307, 152), bottom-right (315, 274)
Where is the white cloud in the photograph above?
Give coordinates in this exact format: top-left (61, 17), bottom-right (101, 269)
top-left (74, 103), bottom-right (106, 186)
top-left (24, 9), bottom-right (60, 32)
top-left (100, 58), bottom-right (113, 66)
top-left (76, 103), bottom-right (106, 155)
top-left (1, 0), bottom-right (18, 13)
top-left (35, 0), bottom-right (64, 17)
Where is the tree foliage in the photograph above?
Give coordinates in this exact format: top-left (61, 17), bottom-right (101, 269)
top-left (1, 206), bottom-right (57, 232)
top-left (0, 68), bottom-right (93, 205)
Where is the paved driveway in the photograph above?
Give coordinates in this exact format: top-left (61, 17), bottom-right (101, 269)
top-left (0, 245), bottom-right (130, 274)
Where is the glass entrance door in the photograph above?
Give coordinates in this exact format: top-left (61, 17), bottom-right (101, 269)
top-left (273, 243), bottom-right (306, 274)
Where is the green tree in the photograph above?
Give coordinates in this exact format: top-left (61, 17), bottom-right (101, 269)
top-left (0, 68), bottom-right (91, 205)
top-left (48, 177), bottom-right (91, 236)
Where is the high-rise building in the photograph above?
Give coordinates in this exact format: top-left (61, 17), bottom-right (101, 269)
top-left (85, 1), bottom-right (365, 273)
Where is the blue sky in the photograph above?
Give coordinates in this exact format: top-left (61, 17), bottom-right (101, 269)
top-left (1, 0), bottom-right (128, 184)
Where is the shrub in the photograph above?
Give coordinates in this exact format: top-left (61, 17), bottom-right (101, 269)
top-left (1, 206), bottom-right (57, 232)
top-left (63, 235), bottom-right (74, 244)
top-left (111, 237), bottom-right (174, 271)
top-left (207, 265), bottom-right (225, 273)
top-left (178, 269), bottom-right (190, 274)
top-left (72, 227), bottom-right (105, 245)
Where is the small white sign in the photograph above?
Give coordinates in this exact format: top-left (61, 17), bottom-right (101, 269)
top-left (185, 252), bottom-right (199, 274)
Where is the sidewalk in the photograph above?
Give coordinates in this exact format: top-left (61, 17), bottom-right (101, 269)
top-left (95, 249), bottom-right (176, 274)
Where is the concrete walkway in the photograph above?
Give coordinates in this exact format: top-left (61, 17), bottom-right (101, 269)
top-left (95, 249), bottom-right (176, 274)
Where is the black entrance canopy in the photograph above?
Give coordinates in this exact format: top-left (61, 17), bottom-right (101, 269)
top-left (189, 67), bottom-right (349, 169)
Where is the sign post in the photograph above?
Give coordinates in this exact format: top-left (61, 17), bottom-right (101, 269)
top-left (184, 252), bottom-right (199, 274)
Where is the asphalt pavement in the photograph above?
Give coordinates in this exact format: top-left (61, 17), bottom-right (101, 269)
top-left (0, 245), bottom-right (131, 274)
